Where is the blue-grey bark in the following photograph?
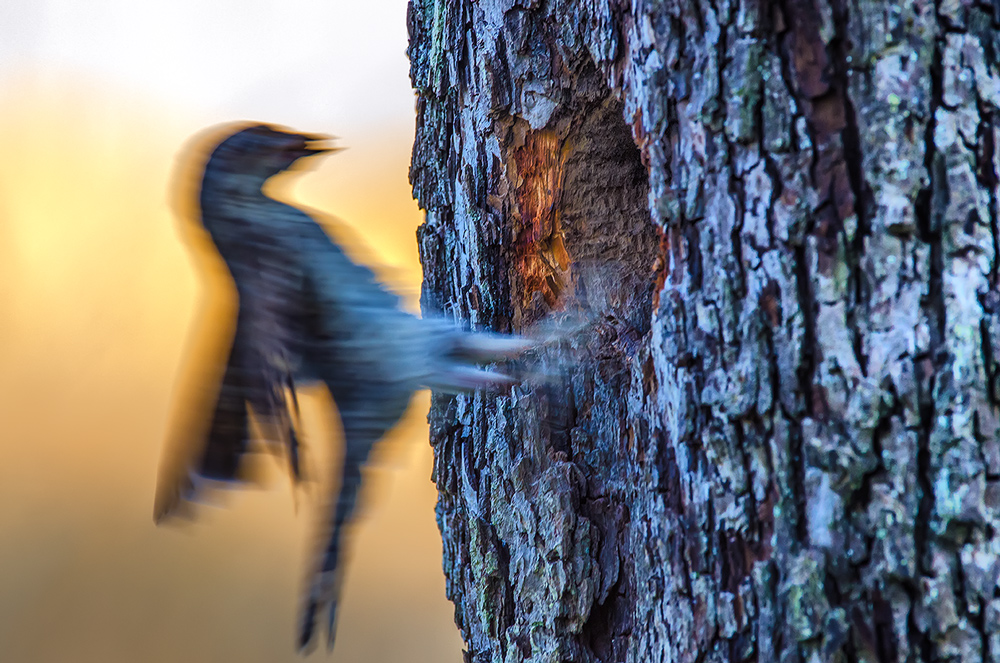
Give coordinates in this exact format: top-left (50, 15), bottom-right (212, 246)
top-left (409, 1), bottom-right (1000, 661)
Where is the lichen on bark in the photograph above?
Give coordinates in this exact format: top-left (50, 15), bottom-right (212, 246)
top-left (408, 0), bottom-right (1000, 661)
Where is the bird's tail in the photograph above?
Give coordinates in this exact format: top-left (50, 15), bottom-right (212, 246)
top-left (297, 407), bottom-right (409, 653)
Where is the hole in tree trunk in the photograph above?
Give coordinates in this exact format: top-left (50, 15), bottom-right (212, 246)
top-left (560, 99), bottom-right (658, 334)
top-left (510, 96), bottom-right (657, 335)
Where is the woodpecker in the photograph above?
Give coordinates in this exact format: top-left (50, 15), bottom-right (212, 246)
top-left (154, 123), bottom-right (529, 652)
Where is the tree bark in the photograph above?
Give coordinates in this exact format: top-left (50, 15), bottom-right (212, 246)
top-left (407, 1), bottom-right (1000, 661)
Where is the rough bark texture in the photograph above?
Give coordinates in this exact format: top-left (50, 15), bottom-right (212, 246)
top-left (408, 1), bottom-right (1000, 661)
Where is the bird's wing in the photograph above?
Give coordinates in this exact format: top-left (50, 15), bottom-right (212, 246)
top-left (153, 302), bottom-right (257, 522)
top-left (192, 315), bottom-right (254, 482)
top-left (236, 279), bottom-right (305, 482)
top-left (154, 266), bottom-right (305, 523)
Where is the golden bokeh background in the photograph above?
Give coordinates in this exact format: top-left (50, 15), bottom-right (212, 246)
top-left (0, 3), bottom-right (462, 661)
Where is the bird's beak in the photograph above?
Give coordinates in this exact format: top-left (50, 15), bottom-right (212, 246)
top-left (301, 133), bottom-right (344, 156)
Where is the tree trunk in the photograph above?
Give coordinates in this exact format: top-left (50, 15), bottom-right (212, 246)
top-left (407, 1), bottom-right (1000, 661)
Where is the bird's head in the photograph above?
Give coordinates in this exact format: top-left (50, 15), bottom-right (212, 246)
top-left (202, 123), bottom-right (339, 192)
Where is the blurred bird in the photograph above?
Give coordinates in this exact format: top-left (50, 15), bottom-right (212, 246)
top-left (154, 122), bottom-right (531, 652)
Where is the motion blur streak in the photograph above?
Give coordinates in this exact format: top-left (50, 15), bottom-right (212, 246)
top-left (0, 80), bottom-right (463, 662)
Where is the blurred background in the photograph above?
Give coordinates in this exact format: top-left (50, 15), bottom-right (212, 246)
top-left (0, 1), bottom-right (465, 661)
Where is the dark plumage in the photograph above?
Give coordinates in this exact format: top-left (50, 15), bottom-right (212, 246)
top-left (154, 123), bottom-right (529, 651)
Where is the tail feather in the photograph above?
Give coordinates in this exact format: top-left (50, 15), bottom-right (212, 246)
top-left (297, 438), bottom-right (365, 652)
top-left (297, 393), bottom-right (410, 651)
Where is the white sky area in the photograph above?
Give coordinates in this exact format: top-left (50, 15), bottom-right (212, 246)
top-left (0, 0), bottom-right (415, 134)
